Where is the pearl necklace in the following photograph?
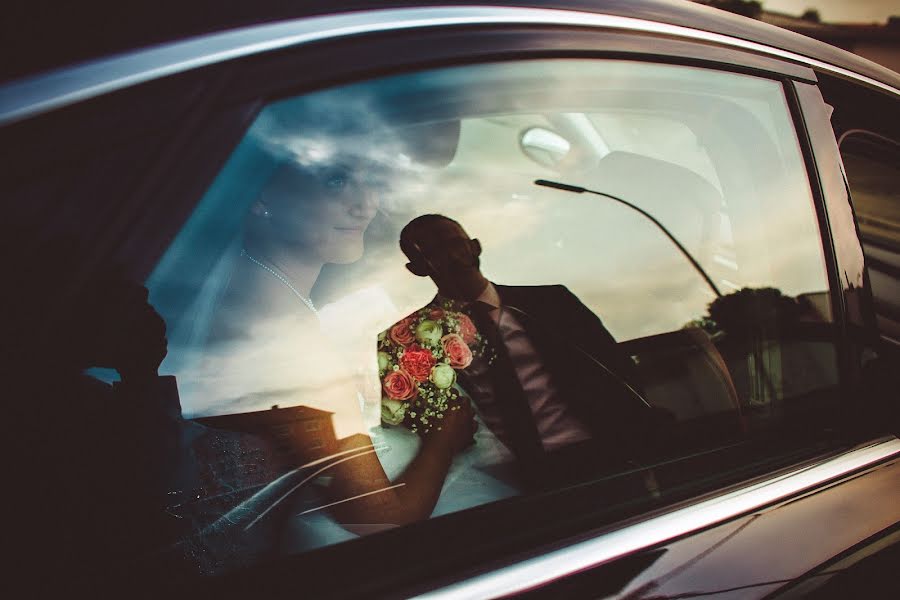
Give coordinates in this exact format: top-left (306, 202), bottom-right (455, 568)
top-left (241, 249), bottom-right (318, 315)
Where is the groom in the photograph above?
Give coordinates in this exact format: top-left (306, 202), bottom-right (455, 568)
top-left (389, 214), bottom-right (661, 488)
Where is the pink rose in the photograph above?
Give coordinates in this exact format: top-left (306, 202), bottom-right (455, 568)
top-left (382, 370), bottom-right (417, 401)
top-left (441, 334), bottom-right (473, 369)
top-left (399, 344), bottom-right (437, 382)
top-left (428, 307), bottom-right (445, 320)
top-left (389, 317), bottom-right (416, 346)
top-left (457, 313), bottom-right (477, 345)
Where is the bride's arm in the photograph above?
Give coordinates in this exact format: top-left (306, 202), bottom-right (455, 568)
top-left (326, 401), bottom-right (475, 526)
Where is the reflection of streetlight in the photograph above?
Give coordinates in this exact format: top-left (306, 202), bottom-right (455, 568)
top-left (534, 179), bottom-right (723, 298)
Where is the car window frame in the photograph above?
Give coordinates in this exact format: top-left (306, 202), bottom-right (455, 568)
top-left (837, 130), bottom-right (900, 343)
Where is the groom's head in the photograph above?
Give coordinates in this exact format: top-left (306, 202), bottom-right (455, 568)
top-left (400, 214), bottom-right (488, 301)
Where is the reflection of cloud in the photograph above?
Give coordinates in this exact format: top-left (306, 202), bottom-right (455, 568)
top-left (576, 260), bottom-right (710, 341)
top-left (176, 308), bottom-right (376, 439)
top-left (159, 58), bottom-right (837, 431)
top-left (455, 197), bottom-right (544, 248)
top-left (728, 171), bottom-right (829, 298)
top-left (306, 162), bottom-right (828, 344)
top-left (248, 93), bottom-right (441, 200)
top-left (318, 287), bottom-right (396, 347)
top-left (168, 160), bottom-right (830, 431)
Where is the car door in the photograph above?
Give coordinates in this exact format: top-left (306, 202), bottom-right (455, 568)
top-left (3, 5), bottom-right (898, 599)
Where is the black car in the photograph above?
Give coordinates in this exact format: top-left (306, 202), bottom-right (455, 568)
top-left (3, 1), bottom-right (899, 598)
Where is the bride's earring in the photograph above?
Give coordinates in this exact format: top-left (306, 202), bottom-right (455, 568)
top-left (252, 202), bottom-right (271, 218)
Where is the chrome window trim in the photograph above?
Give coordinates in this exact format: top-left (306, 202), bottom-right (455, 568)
top-left (1, 6), bottom-right (898, 126)
top-left (414, 437), bottom-right (900, 599)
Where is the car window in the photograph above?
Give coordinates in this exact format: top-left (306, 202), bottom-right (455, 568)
top-left (9, 57), bottom-right (838, 584)
top-left (838, 131), bottom-right (900, 342)
top-left (140, 58), bottom-right (836, 571)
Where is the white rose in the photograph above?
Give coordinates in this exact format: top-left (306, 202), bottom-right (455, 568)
top-left (415, 319), bottom-right (443, 345)
top-left (381, 398), bottom-right (408, 426)
top-left (429, 363), bottom-right (456, 389)
top-left (377, 351), bottom-right (391, 373)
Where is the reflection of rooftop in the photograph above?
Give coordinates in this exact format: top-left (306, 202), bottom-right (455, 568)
top-left (195, 404), bottom-right (333, 428)
top-left (797, 291), bottom-right (830, 323)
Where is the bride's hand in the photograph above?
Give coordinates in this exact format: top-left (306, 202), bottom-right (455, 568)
top-left (423, 398), bottom-right (477, 454)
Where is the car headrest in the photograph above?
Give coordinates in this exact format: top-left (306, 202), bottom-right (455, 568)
top-left (591, 151), bottom-right (722, 214)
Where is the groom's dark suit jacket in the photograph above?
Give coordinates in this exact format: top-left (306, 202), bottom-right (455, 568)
top-left (475, 284), bottom-right (655, 464)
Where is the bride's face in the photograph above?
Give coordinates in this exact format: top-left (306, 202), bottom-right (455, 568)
top-left (261, 162), bottom-right (380, 264)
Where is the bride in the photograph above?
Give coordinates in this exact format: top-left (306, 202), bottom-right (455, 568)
top-left (192, 153), bottom-right (518, 541)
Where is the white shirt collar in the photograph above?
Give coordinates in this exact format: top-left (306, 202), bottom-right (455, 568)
top-left (433, 281), bottom-right (500, 310)
top-left (475, 281), bottom-right (501, 309)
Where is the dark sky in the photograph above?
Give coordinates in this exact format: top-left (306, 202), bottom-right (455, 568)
top-left (0, 0), bottom-right (330, 82)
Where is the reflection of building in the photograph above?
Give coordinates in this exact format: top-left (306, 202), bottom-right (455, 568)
top-left (196, 405), bottom-right (337, 465)
top-left (694, 1), bottom-right (900, 72)
top-left (797, 291), bottom-right (831, 323)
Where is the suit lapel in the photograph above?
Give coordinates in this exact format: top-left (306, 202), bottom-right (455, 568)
top-left (495, 284), bottom-right (607, 436)
top-left (494, 284), bottom-right (555, 358)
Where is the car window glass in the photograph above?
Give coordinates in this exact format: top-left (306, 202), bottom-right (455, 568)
top-left (839, 132), bottom-right (900, 341)
top-left (11, 58), bottom-right (836, 582)
top-left (143, 58), bottom-right (836, 570)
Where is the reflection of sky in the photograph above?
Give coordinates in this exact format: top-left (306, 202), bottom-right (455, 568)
top-left (352, 169), bottom-right (827, 342)
top-left (153, 59), bottom-right (830, 421)
top-left (174, 287), bottom-right (393, 437)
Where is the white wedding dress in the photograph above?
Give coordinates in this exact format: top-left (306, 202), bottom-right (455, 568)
top-left (169, 278), bottom-right (519, 554)
top-left (280, 411), bottom-right (521, 554)
top-left (373, 413), bottom-right (521, 517)
top-left (317, 287), bottom-right (522, 516)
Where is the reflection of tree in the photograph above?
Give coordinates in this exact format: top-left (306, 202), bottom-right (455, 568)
top-left (686, 315), bottom-right (720, 339)
top-left (686, 287), bottom-right (802, 408)
top-left (704, 0), bottom-right (763, 19)
top-left (800, 9), bottom-right (821, 23)
top-left (691, 287), bottom-right (802, 339)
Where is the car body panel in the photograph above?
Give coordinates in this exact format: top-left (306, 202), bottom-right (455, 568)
top-left (3, 3), bottom-right (898, 126)
top-left (407, 439), bottom-right (900, 598)
top-left (5, 0), bottom-right (899, 90)
top-left (601, 449), bottom-right (900, 599)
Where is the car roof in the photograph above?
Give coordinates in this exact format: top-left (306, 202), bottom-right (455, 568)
top-left (2, 0), bottom-right (898, 124)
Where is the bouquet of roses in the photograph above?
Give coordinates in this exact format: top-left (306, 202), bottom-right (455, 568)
top-left (378, 303), bottom-right (489, 434)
